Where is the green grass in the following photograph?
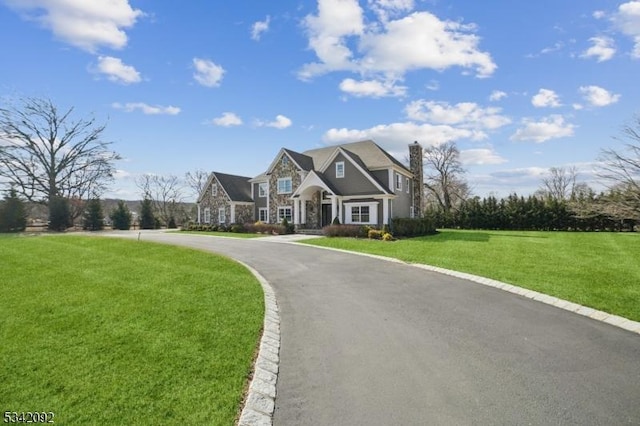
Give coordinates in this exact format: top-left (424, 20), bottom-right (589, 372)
top-left (302, 229), bottom-right (640, 322)
top-left (176, 230), bottom-right (266, 239)
top-left (0, 235), bottom-right (264, 425)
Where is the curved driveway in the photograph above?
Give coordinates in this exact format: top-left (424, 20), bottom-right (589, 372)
top-left (113, 232), bottom-right (640, 425)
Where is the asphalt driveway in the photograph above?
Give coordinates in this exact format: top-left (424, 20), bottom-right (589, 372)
top-left (107, 231), bottom-right (640, 425)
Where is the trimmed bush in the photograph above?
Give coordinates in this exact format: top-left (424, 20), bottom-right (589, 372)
top-left (390, 217), bottom-right (436, 238)
top-left (382, 232), bottom-right (395, 241)
top-left (368, 229), bottom-right (384, 240)
top-left (323, 224), bottom-right (368, 238)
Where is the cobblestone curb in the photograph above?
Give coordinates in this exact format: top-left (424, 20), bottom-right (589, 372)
top-left (235, 261), bottom-right (280, 426)
top-left (299, 244), bottom-right (640, 336)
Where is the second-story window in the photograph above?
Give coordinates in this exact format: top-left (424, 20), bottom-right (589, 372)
top-left (395, 173), bottom-right (402, 191)
top-left (277, 177), bottom-right (292, 194)
top-left (258, 182), bottom-right (267, 197)
top-left (335, 161), bottom-right (345, 178)
top-left (212, 183), bottom-right (218, 196)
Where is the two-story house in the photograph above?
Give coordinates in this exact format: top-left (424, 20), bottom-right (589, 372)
top-left (197, 140), bottom-right (424, 229)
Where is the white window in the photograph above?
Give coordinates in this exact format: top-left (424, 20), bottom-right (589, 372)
top-left (335, 161), bottom-right (345, 178)
top-left (258, 182), bottom-right (268, 197)
top-left (406, 177), bottom-right (410, 193)
top-left (218, 207), bottom-right (226, 224)
top-left (282, 155), bottom-right (289, 166)
top-left (345, 202), bottom-right (378, 225)
top-left (395, 173), bottom-right (402, 191)
top-left (203, 208), bottom-right (211, 224)
top-left (259, 208), bottom-right (268, 222)
top-left (212, 183), bottom-right (217, 196)
top-left (277, 206), bottom-right (292, 222)
top-left (277, 177), bottom-right (292, 194)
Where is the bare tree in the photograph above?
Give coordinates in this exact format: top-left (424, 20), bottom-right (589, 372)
top-left (539, 166), bottom-right (577, 201)
top-left (423, 142), bottom-right (470, 213)
top-left (597, 115), bottom-right (640, 216)
top-left (184, 169), bottom-right (209, 200)
top-left (136, 173), bottom-right (184, 226)
top-left (0, 97), bottom-right (120, 218)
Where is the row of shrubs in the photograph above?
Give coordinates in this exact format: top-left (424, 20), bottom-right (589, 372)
top-left (322, 217), bottom-right (436, 240)
top-left (182, 219), bottom-right (295, 235)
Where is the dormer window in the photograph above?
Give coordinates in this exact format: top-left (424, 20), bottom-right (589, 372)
top-left (336, 161), bottom-right (345, 178)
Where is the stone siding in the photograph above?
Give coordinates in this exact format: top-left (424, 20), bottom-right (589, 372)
top-left (268, 155), bottom-right (303, 223)
top-left (235, 204), bottom-right (254, 224)
top-left (199, 177), bottom-right (231, 225)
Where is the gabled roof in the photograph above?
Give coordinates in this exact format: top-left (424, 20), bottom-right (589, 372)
top-left (198, 171), bottom-right (252, 203)
top-left (291, 170), bottom-right (341, 198)
top-left (303, 140), bottom-right (410, 173)
top-left (265, 148), bottom-right (314, 174)
top-left (317, 146), bottom-right (392, 195)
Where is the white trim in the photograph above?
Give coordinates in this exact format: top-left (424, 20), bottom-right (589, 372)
top-left (344, 202), bottom-right (378, 225)
top-left (406, 177), bottom-right (410, 193)
top-left (277, 206), bottom-right (292, 222)
top-left (258, 207), bottom-right (268, 222)
top-left (335, 161), bottom-right (345, 178)
top-left (318, 147), bottom-right (391, 194)
top-left (203, 207), bottom-right (211, 224)
top-left (197, 204), bottom-right (201, 224)
top-left (258, 182), bottom-right (268, 197)
top-left (395, 173), bottom-right (402, 191)
top-left (218, 207), bottom-right (226, 224)
top-left (291, 170), bottom-right (335, 198)
top-left (277, 177), bottom-right (293, 194)
top-left (230, 204), bottom-right (236, 223)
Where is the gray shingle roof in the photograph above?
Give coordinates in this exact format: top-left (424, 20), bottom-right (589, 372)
top-left (213, 172), bottom-right (253, 202)
top-left (302, 140), bottom-right (410, 172)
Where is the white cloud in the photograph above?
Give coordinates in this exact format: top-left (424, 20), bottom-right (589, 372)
top-left (3, 0), bottom-right (142, 52)
top-left (323, 122), bottom-right (480, 154)
top-left (299, 2), bottom-right (496, 81)
top-left (212, 112), bottom-right (243, 127)
top-left (93, 56), bottom-right (141, 84)
top-left (579, 85), bottom-right (621, 106)
top-left (368, 0), bottom-right (415, 22)
top-left (405, 100), bottom-right (511, 130)
top-left (511, 115), bottom-right (575, 143)
top-left (531, 88), bottom-right (561, 108)
top-left (460, 148), bottom-right (507, 166)
top-left (251, 15), bottom-right (270, 41)
top-left (258, 115), bottom-right (292, 129)
top-left (593, 10), bottom-right (606, 19)
top-left (581, 36), bottom-right (616, 62)
top-left (489, 90), bottom-right (507, 101)
top-left (339, 78), bottom-right (406, 97)
top-left (613, 1), bottom-right (640, 58)
top-left (112, 102), bottom-right (180, 115)
top-left (193, 58), bottom-right (225, 87)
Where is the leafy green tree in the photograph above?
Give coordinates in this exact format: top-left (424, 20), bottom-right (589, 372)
top-left (110, 200), bottom-right (132, 230)
top-left (139, 198), bottom-right (155, 229)
top-left (82, 198), bottom-right (104, 231)
top-left (48, 196), bottom-right (72, 231)
top-left (0, 188), bottom-right (27, 232)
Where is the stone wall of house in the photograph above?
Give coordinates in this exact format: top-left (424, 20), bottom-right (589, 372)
top-left (199, 177), bottom-right (231, 225)
top-left (268, 155), bottom-right (303, 223)
top-left (304, 192), bottom-right (321, 228)
top-left (235, 204), bottom-right (254, 224)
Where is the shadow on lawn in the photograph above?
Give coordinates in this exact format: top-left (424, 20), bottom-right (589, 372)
top-left (414, 230), bottom-right (549, 243)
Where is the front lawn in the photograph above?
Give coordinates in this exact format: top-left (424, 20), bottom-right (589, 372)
top-left (0, 235), bottom-right (264, 425)
top-left (302, 230), bottom-right (640, 322)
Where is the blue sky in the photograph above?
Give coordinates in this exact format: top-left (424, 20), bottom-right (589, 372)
top-left (1, 0), bottom-right (638, 200)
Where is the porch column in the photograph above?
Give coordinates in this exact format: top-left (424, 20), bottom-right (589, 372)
top-left (197, 204), bottom-right (201, 224)
top-left (230, 204), bottom-right (236, 224)
top-left (331, 196), bottom-right (337, 223)
top-left (300, 198), bottom-right (307, 225)
top-left (293, 198), bottom-right (300, 225)
top-left (338, 197), bottom-right (343, 223)
top-left (383, 198), bottom-right (390, 225)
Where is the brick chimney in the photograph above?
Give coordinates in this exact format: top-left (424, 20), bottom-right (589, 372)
top-left (409, 141), bottom-right (423, 217)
